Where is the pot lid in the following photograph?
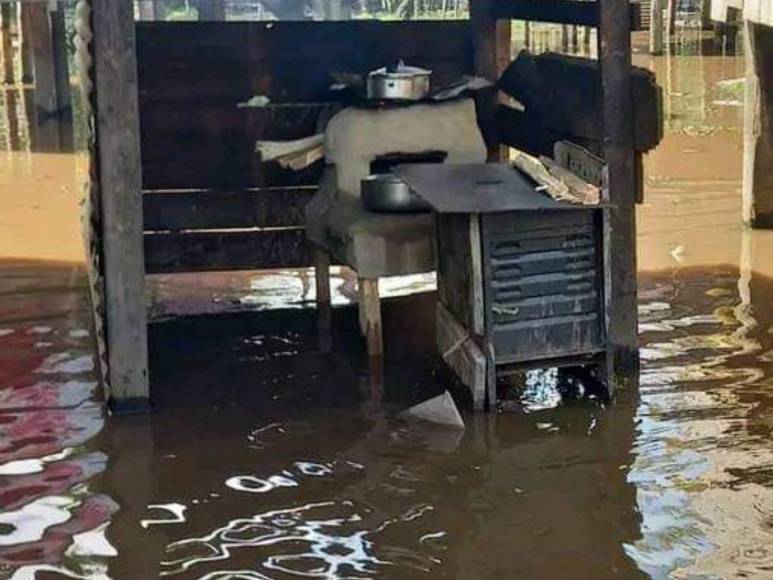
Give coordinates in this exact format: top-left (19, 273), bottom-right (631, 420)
top-left (369, 60), bottom-right (432, 78)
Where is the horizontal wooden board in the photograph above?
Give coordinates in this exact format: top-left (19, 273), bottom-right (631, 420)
top-left (493, 0), bottom-right (644, 30)
top-left (143, 187), bottom-right (316, 231)
top-left (144, 229), bottom-right (311, 273)
top-left (139, 103), bottom-right (327, 189)
top-left (137, 20), bottom-right (473, 104)
top-left (493, 0), bottom-right (600, 26)
top-left (136, 20), bottom-right (473, 189)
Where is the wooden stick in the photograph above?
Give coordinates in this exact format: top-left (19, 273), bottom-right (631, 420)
top-left (359, 278), bottom-right (383, 358)
top-left (512, 150), bottom-right (570, 199)
top-left (540, 155), bottom-right (601, 205)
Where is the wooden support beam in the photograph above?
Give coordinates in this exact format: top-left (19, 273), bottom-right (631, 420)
top-left (26, 3), bottom-right (56, 113)
top-left (314, 247), bottom-right (331, 307)
top-left (598, 0), bottom-right (639, 391)
top-left (471, 0), bottom-right (511, 160)
top-left (742, 21), bottom-right (773, 228)
top-left (196, 0), bottom-right (226, 20)
top-left (493, 0), bottom-right (600, 27)
top-left (650, 0), bottom-right (664, 55)
top-left (359, 278), bottom-right (383, 358)
top-left (92, 0), bottom-right (150, 410)
top-left (138, 0), bottom-right (161, 21)
top-left (1, 3), bottom-right (14, 84)
top-left (4, 88), bottom-right (21, 150)
top-left (50, 4), bottom-right (72, 119)
top-left (19, 3), bottom-right (34, 83)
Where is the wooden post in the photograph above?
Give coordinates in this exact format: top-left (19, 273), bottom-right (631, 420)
top-left (583, 26), bottom-right (592, 57)
top-left (138, 0), bottom-right (161, 21)
top-left (4, 88), bottom-right (21, 150)
top-left (314, 247), bottom-right (331, 307)
top-left (314, 246), bottom-right (332, 352)
top-left (666, 0), bottom-right (676, 37)
top-left (598, 0), bottom-right (639, 392)
top-left (471, 0), bottom-right (510, 161)
top-left (359, 278), bottom-right (383, 358)
top-left (22, 2), bottom-right (60, 151)
top-left (19, 3), bottom-right (34, 83)
top-left (50, 4), bottom-right (72, 120)
top-left (561, 24), bottom-right (569, 53)
top-left (650, 0), bottom-right (664, 55)
top-left (196, 0), bottom-right (226, 20)
top-left (1, 3), bottom-right (14, 84)
top-left (92, 0), bottom-right (150, 412)
top-left (742, 21), bottom-right (773, 228)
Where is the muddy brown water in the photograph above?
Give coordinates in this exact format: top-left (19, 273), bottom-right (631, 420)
top-left (2, 51), bottom-right (773, 579)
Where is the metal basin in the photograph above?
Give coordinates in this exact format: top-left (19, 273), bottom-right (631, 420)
top-left (361, 174), bottom-right (431, 213)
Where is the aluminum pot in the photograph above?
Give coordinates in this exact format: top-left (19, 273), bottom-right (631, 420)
top-left (361, 174), bottom-right (431, 213)
top-left (366, 61), bottom-right (432, 102)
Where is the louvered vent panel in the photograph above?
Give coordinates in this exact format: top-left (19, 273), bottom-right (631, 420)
top-left (482, 212), bottom-right (605, 364)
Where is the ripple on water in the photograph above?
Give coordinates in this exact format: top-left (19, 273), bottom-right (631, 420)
top-left (160, 499), bottom-right (439, 578)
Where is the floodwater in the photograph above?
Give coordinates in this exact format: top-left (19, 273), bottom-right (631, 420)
top-left (3, 47), bottom-right (773, 580)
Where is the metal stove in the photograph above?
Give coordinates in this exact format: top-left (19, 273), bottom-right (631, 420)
top-left (396, 163), bottom-right (608, 410)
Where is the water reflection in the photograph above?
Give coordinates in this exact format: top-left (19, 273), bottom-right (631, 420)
top-left (4, 29), bottom-right (773, 580)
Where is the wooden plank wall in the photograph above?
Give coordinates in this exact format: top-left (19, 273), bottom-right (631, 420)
top-left (136, 21), bottom-right (473, 190)
top-left (136, 20), bottom-right (473, 273)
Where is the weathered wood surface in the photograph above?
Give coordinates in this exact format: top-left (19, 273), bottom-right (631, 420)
top-left (498, 51), bottom-right (662, 154)
top-left (314, 246), bottom-right (331, 307)
top-left (1, 3), bottom-right (13, 84)
top-left (471, 0), bottom-right (510, 158)
top-left (143, 187), bottom-right (314, 231)
top-left (599, 0), bottom-right (639, 389)
top-left (26, 3), bottom-right (56, 114)
top-left (358, 277), bottom-right (383, 358)
top-left (136, 21), bottom-right (473, 188)
top-left (493, 0), bottom-right (600, 26)
top-left (19, 2), bottom-right (34, 83)
top-left (650, 0), bottom-right (664, 55)
top-left (139, 104), bottom-right (326, 189)
top-left (144, 228), bottom-right (311, 273)
top-left (50, 5), bottom-right (71, 118)
top-left (92, 0), bottom-right (150, 406)
top-left (436, 213), bottom-right (476, 333)
top-left (195, 0), bottom-right (226, 20)
top-left (437, 302), bottom-right (487, 410)
top-left (137, 0), bottom-right (161, 21)
top-left (742, 21), bottom-right (773, 227)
